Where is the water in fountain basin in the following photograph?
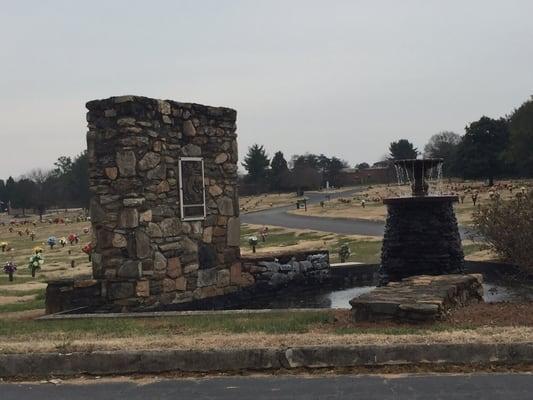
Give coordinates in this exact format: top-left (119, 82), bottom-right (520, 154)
top-left (234, 279), bottom-right (533, 309)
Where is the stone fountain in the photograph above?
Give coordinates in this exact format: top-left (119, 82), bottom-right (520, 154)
top-left (378, 158), bottom-right (464, 284)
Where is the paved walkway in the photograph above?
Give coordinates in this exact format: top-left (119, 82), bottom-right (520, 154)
top-left (2, 373), bottom-right (532, 399)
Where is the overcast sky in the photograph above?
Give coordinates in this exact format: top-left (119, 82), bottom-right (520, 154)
top-left (1, 0), bottom-right (533, 178)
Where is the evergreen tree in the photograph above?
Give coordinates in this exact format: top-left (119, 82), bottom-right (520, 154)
top-left (69, 151), bottom-right (90, 207)
top-left (270, 151), bottom-right (289, 191)
top-left (389, 139), bottom-right (418, 160)
top-left (11, 178), bottom-right (35, 215)
top-left (0, 179), bottom-right (5, 211)
top-left (242, 144), bottom-right (270, 183)
top-left (507, 96), bottom-right (533, 176)
top-left (5, 177), bottom-right (15, 206)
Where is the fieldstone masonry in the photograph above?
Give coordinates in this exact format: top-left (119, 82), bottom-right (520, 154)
top-left (45, 96), bottom-right (333, 314)
top-left (85, 95), bottom-right (241, 308)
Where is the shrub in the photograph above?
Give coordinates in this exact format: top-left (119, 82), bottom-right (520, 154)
top-left (472, 193), bottom-right (533, 276)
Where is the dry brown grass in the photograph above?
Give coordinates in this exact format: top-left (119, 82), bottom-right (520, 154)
top-left (0, 210), bottom-right (92, 311)
top-left (2, 327), bottom-right (532, 354)
top-left (289, 180), bottom-right (533, 226)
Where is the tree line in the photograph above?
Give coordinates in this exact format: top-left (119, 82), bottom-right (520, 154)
top-left (0, 151), bottom-right (89, 217)
top-left (241, 146), bottom-right (349, 195)
top-left (2, 95), bottom-right (533, 209)
top-left (360, 96), bottom-right (533, 186)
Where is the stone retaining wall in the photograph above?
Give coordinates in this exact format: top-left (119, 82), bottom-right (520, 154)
top-left (45, 250), bottom-right (330, 313)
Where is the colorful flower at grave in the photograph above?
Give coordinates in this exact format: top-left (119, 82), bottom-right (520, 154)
top-left (47, 236), bottom-right (57, 247)
top-left (59, 237), bottom-right (67, 246)
top-left (28, 253), bottom-right (44, 272)
top-left (3, 261), bottom-right (17, 274)
top-left (33, 246), bottom-right (43, 254)
top-left (0, 241), bottom-right (8, 251)
top-left (82, 243), bottom-right (93, 254)
top-left (68, 233), bottom-right (79, 244)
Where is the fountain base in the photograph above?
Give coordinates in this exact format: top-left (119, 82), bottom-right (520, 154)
top-left (350, 274), bottom-right (483, 322)
top-left (379, 195), bottom-right (464, 284)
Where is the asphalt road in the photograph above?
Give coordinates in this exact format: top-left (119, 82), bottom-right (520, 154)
top-left (241, 188), bottom-right (473, 238)
top-left (242, 188), bottom-right (386, 237)
top-left (2, 373), bottom-right (532, 400)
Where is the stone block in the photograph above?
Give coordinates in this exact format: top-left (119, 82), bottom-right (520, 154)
top-left (117, 261), bottom-right (141, 278)
top-left (182, 143), bottom-right (201, 156)
top-left (104, 109), bottom-right (117, 117)
top-left (184, 263), bottom-right (199, 274)
top-left (146, 164), bottom-right (166, 180)
top-left (197, 268), bottom-right (217, 287)
top-left (147, 222), bottom-right (163, 238)
top-left (175, 276), bottom-right (187, 291)
top-left (112, 233), bottom-right (127, 248)
top-left (158, 100), bottom-right (171, 115)
top-left (117, 117), bottom-right (136, 126)
top-left (167, 257), bottom-right (182, 279)
top-left (160, 218), bottom-right (182, 236)
top-left (202, 227), bottom-right (213, 243)
top-left (208, 185), bottom-right (223, 197)
top-left (109, 282), bottom-right (135, 299)
top-left (350, 274), bottom-right (484, 322)
top-left (230, 263), bottom-right (242, 284)
top-left (217, 269), bottom-right (230, 288)
top-left (89, 198), bottom-right (106, 224)
top-left (153, 252), bottom-right (167, 275)
top-left (182, 237), bottom-right (198, 254)
top-left (119, 208), bottom-right (139, 228)
top-left (183, 120), bottom-right (196, 136)
top-left (159, 242), bottom-right (182, 252)
top-left (163, 278), bottom-right (176, 293)
top-left (138, 152), bottom-right (160, 171)
top-left (123, 198), bottom-right (145, 207)
top-left (116, 151), bottom-right (136, 177)
top-left (139, 210), bottom-right (152, 222)
top-left (154, 180), bottom-right (170, 193)
top-left (136, 280), bottom-right (150, 297)
top-left (227, 217), bottom-right (240, 246)
top-left (215, 153), bottom-right (229, 164)
top-left (135, 229), bottom-right (151, 259)
top-left (104, 167), bottom-right (118, 180)
top-left (217, 196), bottom-right (234, 216)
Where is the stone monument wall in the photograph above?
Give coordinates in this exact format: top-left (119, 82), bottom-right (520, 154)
top-left (86, 95), bottom-right (241, 308)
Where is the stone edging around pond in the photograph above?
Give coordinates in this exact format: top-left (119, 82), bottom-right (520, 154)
top-left (1, 343), bottom-right (533, 377)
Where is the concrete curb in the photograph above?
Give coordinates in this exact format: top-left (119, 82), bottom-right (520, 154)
top-left (1, 343), bottom-right (533, 377)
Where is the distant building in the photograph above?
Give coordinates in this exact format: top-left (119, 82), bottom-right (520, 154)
top-left (338, 162), bottom-right (396, 186)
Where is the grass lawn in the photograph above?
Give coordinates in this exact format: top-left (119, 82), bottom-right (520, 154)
top-left (1, 305), bottom-right (532, 354)
top-left (241, 224), bottom-right (382, 263)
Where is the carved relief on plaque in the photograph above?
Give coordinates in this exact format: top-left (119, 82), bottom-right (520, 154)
top-left (179, 157), bottom-right (206, 220)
